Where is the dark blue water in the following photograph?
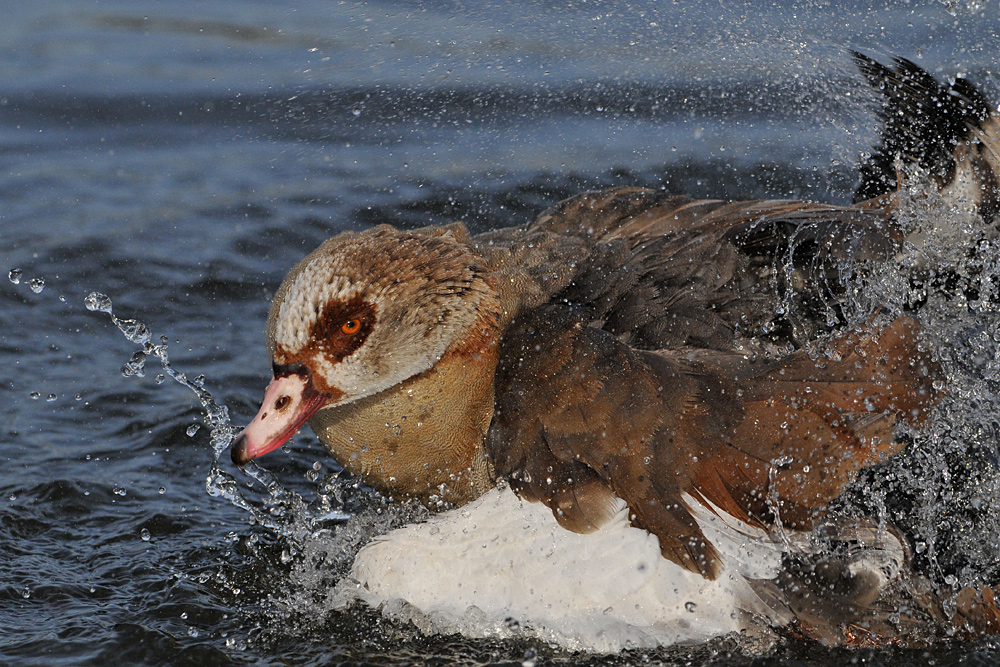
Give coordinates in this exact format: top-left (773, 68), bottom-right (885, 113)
top-left (4, 1), bottom-right (1000, 665)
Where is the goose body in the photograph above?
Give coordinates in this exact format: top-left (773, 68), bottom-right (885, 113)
top-left (231, 54), bottom-right (1000, 649)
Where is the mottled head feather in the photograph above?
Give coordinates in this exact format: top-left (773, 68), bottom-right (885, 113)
top-left (266, 224), bottom-right (500, 404)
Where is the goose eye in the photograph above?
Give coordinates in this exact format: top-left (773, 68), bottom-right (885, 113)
top-left (341, 319), bottom-right (362, 335)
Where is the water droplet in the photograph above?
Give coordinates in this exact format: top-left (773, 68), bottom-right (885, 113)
top-left (112, 485), bottom-right (126, 497)
top-left (505, 617), bottom-right (521, 632)
top-left (29, 392), bottom-right (41, 400)
top-left (186, 424), bottom-right (201, 437)
top-left (118, 319), bottom-right (150, 345)
top-left (192, 374), bottom-right (206, 388)
top-left (8, 268), bottom-right (22, 284)
top-left (45, 394), bottom-right (57, 402)
top-left (685, 601), bottom-right (698, 612)
top-left (158, 487), bottom-right (166, 495)
top-left (140, 528), bottom-right (151, 542)
top-left (84, 292), bottom-right (113, 313)
top-left (74, 393), bottom-right (82, 401)
top-left (180, 612), bottom-right (188, 620)
top-left (121, 351), bottom-right (147, 377)
top-left (351, 106), bottom-right (362, 116)
top-left (21, 587), bottom-right (30, 599)
top-left (28, 278), bottom-right (44, 293)
top-left (154, 374), bottom-right (165, 384)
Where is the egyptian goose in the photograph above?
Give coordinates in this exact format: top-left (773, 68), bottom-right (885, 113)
top-left (230, 54), bottom-right (1000, 650)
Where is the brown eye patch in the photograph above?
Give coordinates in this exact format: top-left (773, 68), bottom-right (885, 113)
top-left (310, 296), bottom-right (377, 362)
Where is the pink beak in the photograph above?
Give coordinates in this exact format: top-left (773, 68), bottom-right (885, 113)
top-left (230, 373), bottom-right (327, 466)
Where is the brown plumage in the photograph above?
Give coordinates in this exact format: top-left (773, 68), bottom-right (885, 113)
top-left (486, 195), bottom-right (939, 578)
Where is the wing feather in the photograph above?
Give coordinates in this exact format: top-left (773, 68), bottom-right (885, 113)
top-left (488, 307), bottom-right (941, 580)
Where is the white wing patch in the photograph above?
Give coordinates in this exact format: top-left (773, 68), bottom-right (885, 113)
top-left (339, 486), bottom-right (792, 651)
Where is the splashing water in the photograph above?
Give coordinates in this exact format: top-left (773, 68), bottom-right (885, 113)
top-left (820, 178), bottom-right (1000, 588)
top-left (83, 291), bottom-right (350, 542)
top-left (9, 268), bottom-right (45, 293)
top-left (82, 290), bottom-right (430, 649)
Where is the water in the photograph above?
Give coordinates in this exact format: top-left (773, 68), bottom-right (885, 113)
top-left (4, 1), bottom-right (1000, 665)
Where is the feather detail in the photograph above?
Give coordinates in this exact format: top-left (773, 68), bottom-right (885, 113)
top-left (490, 309), bottom-right (942, 579)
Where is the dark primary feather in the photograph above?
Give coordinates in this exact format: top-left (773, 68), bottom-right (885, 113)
top-left (852, 51), bottom-right (998, 212)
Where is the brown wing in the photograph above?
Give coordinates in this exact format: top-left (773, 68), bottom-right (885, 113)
top-left (488, 305), bottom-right (738, 578)
top-left (508, 187), bottom-right (900, 351)
top-left (488, 305), bottom-right (941, 579)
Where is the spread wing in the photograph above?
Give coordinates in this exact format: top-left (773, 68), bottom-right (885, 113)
top-left (487, 304), bottom-right (941, 579)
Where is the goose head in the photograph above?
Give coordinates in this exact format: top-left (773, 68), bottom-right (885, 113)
top-left (230, 224), bottom-right (499, 466)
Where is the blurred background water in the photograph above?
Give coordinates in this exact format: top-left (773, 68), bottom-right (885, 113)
top-left (3, 1), bottom-right (1000, 665)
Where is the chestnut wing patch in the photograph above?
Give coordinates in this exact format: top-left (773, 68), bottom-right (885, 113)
top-left (683, 315), bottom-right (941, 530)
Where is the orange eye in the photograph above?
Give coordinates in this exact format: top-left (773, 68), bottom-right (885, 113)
top-left (341, 319), bottom-right (362, 335)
